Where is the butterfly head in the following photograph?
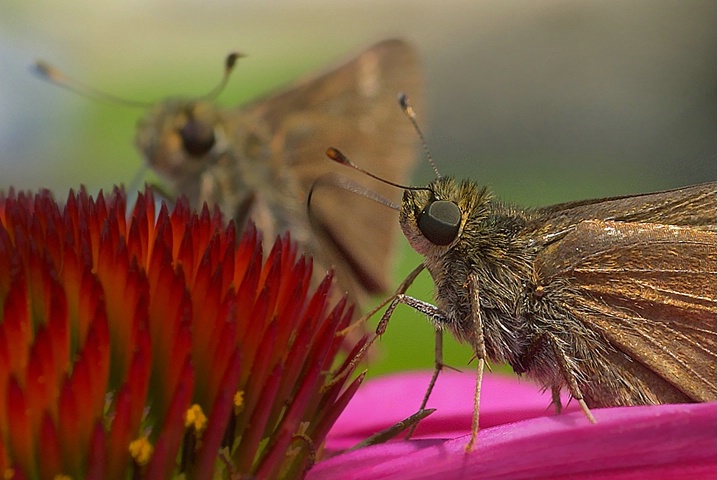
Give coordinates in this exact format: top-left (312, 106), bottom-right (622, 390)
top-left (135, 99), bottom-right (229, 182)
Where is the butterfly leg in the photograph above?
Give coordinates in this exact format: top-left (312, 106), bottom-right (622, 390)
top-left (373, 294), bottom-right (451, 441)
top-left (337, 263), bottom-right (425, 337)
top-left (404, 329), bottom-right (444, 439)
top-left (466, 272), bottom-right (485, 452)
top-left (143, 181), bottom-right (176, 204)
top-left (385, 274), bottom-right (486, 451)
top-left (328, 291), bottom-right (449, 449)
top-left (546, 332), bottom-right (596, 424)
top-left (326, 263), bottom-right (425, 390)
top-left (513, 333), bottom-right (565, 414)
top-left (551, 385), bottom-right (563, 415)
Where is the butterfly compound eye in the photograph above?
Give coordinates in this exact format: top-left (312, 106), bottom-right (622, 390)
top-left (179, 117), bottom-right (216, 157)
top-left (417, 200), bottom-right (461, 246)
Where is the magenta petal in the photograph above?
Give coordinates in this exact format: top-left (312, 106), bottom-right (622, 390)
top-left (326, 371), bottom-right (581, 450)
top-left (311, 402), bottom-right (717, 480)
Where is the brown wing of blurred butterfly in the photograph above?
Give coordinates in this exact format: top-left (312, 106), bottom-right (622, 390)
top-left (135, 39), bottom-right (423, 304)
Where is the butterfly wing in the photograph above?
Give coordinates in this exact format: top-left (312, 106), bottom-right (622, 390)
top-left (243, 39), bottom-right (423, 300)
top-left (534, 181), bottom-right (716, 233)
top-left (533, 183), bottom-right (716, 404)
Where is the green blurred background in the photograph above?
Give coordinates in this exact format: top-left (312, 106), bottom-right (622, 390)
top-left (1, 0), bottom-right (715, 378)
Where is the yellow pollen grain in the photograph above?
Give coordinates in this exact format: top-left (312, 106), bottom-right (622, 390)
top-left (54, 476), bottom-right (71, 480)
top-left (128, 437), bottom-right (154, 466)
top-left (234, 391), bottom-right (244, 414)
top-left (185, 404), bottom-right (207, 433)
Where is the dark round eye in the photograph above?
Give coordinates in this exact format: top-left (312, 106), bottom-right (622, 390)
top-left (417, 200), bottom-right (461, 246)
top-left (179, 117), bottom-right (215, 157)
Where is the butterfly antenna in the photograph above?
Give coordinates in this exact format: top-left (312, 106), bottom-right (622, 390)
top-left (398, 93), bottom-right (441, 179)
top-left (32, 60), bottom-right (151, 108)
top-left (34, 52), bottom-right (244, 106)
top-left (325, 148), bottom-right (431, 193)
top-left (202, 52), bottom-right (245, 101)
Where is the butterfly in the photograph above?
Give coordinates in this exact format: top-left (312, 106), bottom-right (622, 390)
top-left (325, 95), bottom-right (716, 449)
top-left (132, 39), bottom-right (423, 304)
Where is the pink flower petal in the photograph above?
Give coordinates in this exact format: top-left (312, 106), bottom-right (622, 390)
top-left (326, 371), bottom-right (581, 450)
top-left (314, 372), bottom-right (717, 479)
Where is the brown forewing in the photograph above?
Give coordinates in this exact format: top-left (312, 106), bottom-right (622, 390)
top-left (533, 181), bottom-right (716, 235)
top-left (244, 39), bottom-right (422, 300)
top-left (533, 181), bottom-right (716, 404)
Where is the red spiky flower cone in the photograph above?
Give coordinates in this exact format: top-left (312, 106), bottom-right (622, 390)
top-left (0, 187), bottom-right (364, 479)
